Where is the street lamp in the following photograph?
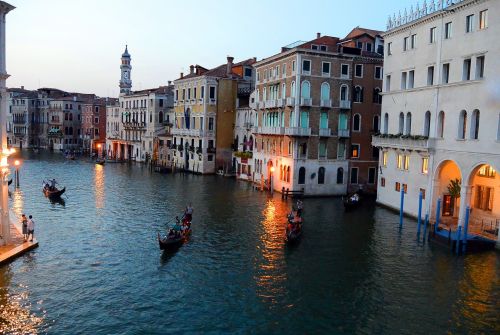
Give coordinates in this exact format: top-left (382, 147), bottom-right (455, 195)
top-left (270, 166), bottom-right (275, 194)
top-left (97, 143), bottom-right (102, 159)
top-left (14, 159), bottom-right (20, 188)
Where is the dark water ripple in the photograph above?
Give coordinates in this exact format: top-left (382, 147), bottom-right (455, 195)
top-left (0, 151), bottom-right (498, 335)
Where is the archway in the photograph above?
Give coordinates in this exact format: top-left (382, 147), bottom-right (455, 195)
top-left (432, 160), bottom-right (462, 228)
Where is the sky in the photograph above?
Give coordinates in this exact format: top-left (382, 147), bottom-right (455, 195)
top-left (6, 0), bottom-right (412, 97)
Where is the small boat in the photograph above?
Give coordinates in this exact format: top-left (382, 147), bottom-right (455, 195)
top-left (285, 223), bottom-right (302, 243)
top-left (158, 228), bottom-right (191, 250)
top-left (343, 192), bottom-right (362, 211)
top-left (43, 185), bottom-right (66, 198)
top-left (96, 159), bottom-right (106, 165)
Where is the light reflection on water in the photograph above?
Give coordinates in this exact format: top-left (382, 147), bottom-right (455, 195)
top-left (0, 151), bottom-right (497, 335)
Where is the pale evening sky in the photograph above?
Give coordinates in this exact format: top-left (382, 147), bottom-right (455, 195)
top-left (7, 0), bottom-right (412, 97)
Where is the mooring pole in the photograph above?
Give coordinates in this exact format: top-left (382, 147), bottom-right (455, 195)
top-left (399, 189), bottom-right (405, 228)
top-left (423, 213), bottom-right (429, 243)
top-left (456, 225), bottom-right (462, 255)
top-left (462, 206), bottom-right (470, 254)
top-left (417, 191), bottom-right (422, 236)
top-left (434, 198), bottom-right (441, 234)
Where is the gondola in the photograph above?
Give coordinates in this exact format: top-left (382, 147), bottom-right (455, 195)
top-left (43, 185), bottom-right (66, 198)
top-left (343, 192), bottom-right (362, 211)
top-left (285, 223), bottom-right (302, 243)
top-left (158, 228), bottom-right (191, 250)
top-left (96, 159), bottom-right (106, 165)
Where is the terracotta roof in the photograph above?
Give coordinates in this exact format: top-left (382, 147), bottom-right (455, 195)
top-left (343, 27), bottom-right (383, 40)
top-left (176, 58), bottom-right (256, 81)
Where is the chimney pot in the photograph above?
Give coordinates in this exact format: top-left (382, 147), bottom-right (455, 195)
top-left (180, 72), bottom-right (184, 79)
top-left (317, 32), bottom-right (321, 39)
top-left (168, 80), bottom-right (172, 86)
top-left (190, 65), bottom-right (194, 74)
top-left (226, 56), bottom-right (234, 76)
top-left (21, 85), bottom-right (24, 90)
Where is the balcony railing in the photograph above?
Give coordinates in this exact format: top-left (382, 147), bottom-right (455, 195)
top-left (286, 97), bottom-right (295, 106)
top-left (339, 100), bottom-right (351, 109)
top-left (265, 100), bottom-right (276, 108)
top-left (171, 128), bottom-right (204, 137)
top-left (300, 98), bottom-right (312, 106)
top-left (338, 129), bottom-right (350, 138)
top-left (372, 134), bottom-right (434, 151)
top-left (254, 126), bottom-right (285, 135)
top-left (320, 99), bottom-right (332, 108)
top-left (277, 98), bottom-right (285, 107)
top-left (319, 128), bottom-right (332, 137)
top-left (285, 127), bottom-right (311, 136)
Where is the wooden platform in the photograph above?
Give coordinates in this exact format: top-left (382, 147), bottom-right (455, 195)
top-left (0, 212), bottom-right (39, 266)
top-left (429, 225), bottom-right (497, 253)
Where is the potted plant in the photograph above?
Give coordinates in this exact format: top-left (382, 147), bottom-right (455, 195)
top-left (447, 178), bottom-right (461, 218)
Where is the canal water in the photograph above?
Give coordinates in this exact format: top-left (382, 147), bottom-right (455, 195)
top-left (0, 151), bottom-right (498, 334)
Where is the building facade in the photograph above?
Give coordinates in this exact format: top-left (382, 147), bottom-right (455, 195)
top-left (373, 0), bottom-right (499, 244)
top-left (82, 97), bottom-right (117, 155)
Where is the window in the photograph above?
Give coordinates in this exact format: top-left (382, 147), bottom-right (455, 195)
top-left (320, 83), bottom-right (330, 102)
top-left (208, 117), bottom-right (214, 131)
top-left (405, 112), bottom-right (412, 135)
top-left (244, 68), bottom-right (252, 78)
top-left (445, 22), bottom-right (452, 39)
top-left (401, 72), bottom-right (407, 90)
top-left (350, 167), bottom-right (359, 184)
top-left (319, 142), bottom-right (326, 159)
top-left (341, 64), bottom-right (349, 78)
top-left (430, 27), bottom-right (436, 43)
top-left (373, 88), bottom-right (382, 104)
top-left (420, 188), bottom-right (426, 199)
top-left (442, 63), bottom-right (450, 84)
top-left (318, 167), bottom-right (325, 184)
top-left (375, 66), bottom-right (382, 79)
top-left (438, 111), bottom-right (445, 138)
top-left (404, 155), bottom-right (410, 170)
top-left (466, 14), bottom-right (474, 33)
top-left (475, 56), bottom-right (485, 79)
top-left (427, 66), bottom-right (434, 85)
top-left (470, 109), bottom-right (480, 140)
top-left (463, 59), bottom-right (471, 81)
top-left (399, 112), bottom-right (404, 134)
top-left (336, 168), bottom-right (344, 184)
top-left (458, 110), bottom-right (467, 139)
top-left (381, 177), bottom-right (386, 187)
top-left (302, 60), bottom-right (311, 74)
top-left (410, 34), bottom-right (417, 49)
top-left (475, 185), bottom-right (494, 211)
top-left (354, 86), bottom-right (363, 103)
top-left (403, 184), bottom-right (408, 194)
top-left (403, 37), bottom-right (409, 51)
top-left (355, 64), bottom-right (363, 77)
top-left (424, 111), bottom-right (431, 137)
top-left (408, 70), bottom-right (415, 89)
top-left (201, 86), bottom-right (205, 99)
top-left (208, 155), bottom-right (213, 161)
top-left (479, 10), bottom-right (488, 30)
top-left (340, 85), bottom-right (348, 101)
top-left (366, 43), bottom-right (372, 52)
top-left (353, 114), bottom-right (361, 131)
top-left (298, 167), bottom-right (306, 184)
top-left (209, 86), bottom-right (216, 100)
top-left (282, 64), bottom-right (286, 76)
top-left (320, 45), bottom-right (327, 51)
top-left (351, 144), bottom-right (360, 158)
top-left (373, 115), bottom-right (380, 132)
top-left (397, 154), bottom-right (403, 169)
top-left (387, 42), bottom-right (392, 55)
top-left (301, 81), bottom-right (311, 98)
top-left (477, 165), bottom-right (496, 178)
top-left (311, 44), bottom-right (318, 50)
top-left (382, 151), bottom-right (388, 167)
top-left (395, 182), bottom-right (401, 192)
top-left (322, 62), bottom-right (330, 76)
top-left (368, 167), bottom-right (376, 184)
top-left (356, 41), bottom-right (363, 49)
top-left (422, 157), bottom-right (429, 174)
top-left (320, 112), bottom-right (328, 129)
top-left (385, 75), bottom-right (391, 92)
top-left (292, 60), bottom-right (296, 72)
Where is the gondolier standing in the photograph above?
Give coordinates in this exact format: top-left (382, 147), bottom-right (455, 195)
top-left (184, 203), bottom-right (194, 222)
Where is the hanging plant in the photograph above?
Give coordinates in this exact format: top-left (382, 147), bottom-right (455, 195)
top-left (447, 178), bottom-right (461, 198)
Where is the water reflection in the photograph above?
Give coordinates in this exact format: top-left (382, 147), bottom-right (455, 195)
top-left (254, 197), bottom-right (290, 305)
top-left (94, 165), bottom-right (105, 210)
top-left (11, 188), bottom-right (24, 220)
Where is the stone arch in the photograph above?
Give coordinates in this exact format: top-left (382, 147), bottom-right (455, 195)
top-left (432, 159), bottom-right (463, 222)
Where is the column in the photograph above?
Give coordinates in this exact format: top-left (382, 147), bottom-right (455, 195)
top-left (457, 185), bottom-right (472, 227)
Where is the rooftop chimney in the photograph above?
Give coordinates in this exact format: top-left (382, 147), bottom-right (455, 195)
top-left (180, 72), bottom-right (184, 79)
top-left (253, 57), bottom-right (257, 62)
top-left (168, 80), bottom-right (172, 86)
top-left (226, 56), bottom-right (234, 76)
top-left (317, 32), bottom-right (321, 39)
top-left (21, 85), bottom-right (24, 90)
top-left (190, 65), bottom-right (194, 74)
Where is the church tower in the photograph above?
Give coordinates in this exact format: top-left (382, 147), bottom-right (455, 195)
top-left (119, 45), bottom-right (132, 95)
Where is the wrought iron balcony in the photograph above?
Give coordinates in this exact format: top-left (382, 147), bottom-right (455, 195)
top-left (338, 129), bottom-right (350, 138)
top-left (319, 128), bottom-right (332, 137)
top-left (371, 134), bottom-right (434, 151)
top-left (285, 127), bottom-right (311, 136)
top-left (339, 100), bottom-right (351, 109)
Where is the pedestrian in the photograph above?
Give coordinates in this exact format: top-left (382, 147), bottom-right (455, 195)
top-left (27, 215), bottom-right (35, 242)
top-left (21, 214), bottom-right (28, 241)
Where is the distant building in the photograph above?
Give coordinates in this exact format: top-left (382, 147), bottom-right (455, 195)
top-left (172, 57), bottom-right (256, 174)
top-left (82, 97), bottom-right (117, 154)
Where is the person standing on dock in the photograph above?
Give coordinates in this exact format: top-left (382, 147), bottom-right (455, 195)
top-left (21, 214), bottom-right (28, 241)
top-left (27, 215), bottom-right (35, 242)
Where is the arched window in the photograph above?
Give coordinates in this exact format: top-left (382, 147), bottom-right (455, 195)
top-left (69, 127), bottom-right (73, 135)
top-left (69, 113), bottom-right (73, 121)
top-left (320, 82), bottom-right (330, 101)
top-left (336, 167), bottom-right (344, 184)
top-left (438, 111), bottom-right (445, 138)
top-left (159, 111), bottom-right (164, 124)
top-left (301, 81), bottom-right (311, 98)
top-left (318, 167), bottom-right (325, 184)
top-left (340, 85), bottom-right (348, 101)
top-left (291, 81), bottom-right (296, 98)
top-left (399, 112), bottom-right (404, 134)
top-left (281, 83), bottom-right (286, 99)
top-left (373, 115), bottom-right (380, 133)
top-left (243, 135), bottom-right (247, 151)
top-left (405, 112), bottom-right (412, 135)
top-left (373, 87), bottom-right (382, 104)
top-left (280, 165), bottom-right (283, 181)
top-left (458, 110), bottom-right (467, 139)
top-left (298, 167), bottom-right (306, 184)
top-left (249, 135), bottom-right (253, 151)
top-left (287, 166), bottom-right (291, 183)
top-left (470, 109), bottom-right (480, 139)
top-left (353, 114), bottom-right (361, 131)
top-left (423, 111), bottom-right (431, 137)
top-left (354, 86), bottom-right (363, 103)
top-left (383, 113), bottom-right (389, 134)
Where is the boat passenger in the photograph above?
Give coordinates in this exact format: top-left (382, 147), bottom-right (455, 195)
top-left (185, 203), bottom-right (194, 222)
top-left (296, 200), bottom-right (303, 216)
top-left (287, 212), bottom-right (294, 223)
top-left (50, 179), bottom-right (57, 191)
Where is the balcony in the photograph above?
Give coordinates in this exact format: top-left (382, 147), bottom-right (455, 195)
top-left (264, 100), bottom-right (276, 109)
top-left (277, 98), bottom-right (285, 107)
top-left (320, 99), bottom-right (332, 108)
top-left (285, 127), bottom-right (312, 136)
top-left (339, 100), bottom-right (351, 109)
top-left (300, 98), bottom-right (312, 106)
top-left (255, 126), bottom-right (285, 135)
top-left (338, 129), bottom-right (350, 138)
top-left (286, 97), bottom-right (295, 106)
top-left (243, 122), bottom-right (254, 130)
top-left (208, 98), bottom-right (217, 105)
top-left (207, 147), bottom-right (216, 154)
top-left (319, 128), bottom-right (332, 137)
top-left (171, 128), bottom-right (204, 137)
top-left (372, 134), bottom-right (434, 151)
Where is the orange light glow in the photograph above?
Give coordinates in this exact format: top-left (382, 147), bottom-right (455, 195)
top-left (14, 160), bottom-right (20, 167)
top-left (270, 167), bottom-right (275, 173)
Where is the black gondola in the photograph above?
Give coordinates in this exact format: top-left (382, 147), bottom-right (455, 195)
top-left (43, 185), bottom-right (66, 198)
top-left (285, 224), bottom-right (302, 243)
top-left (96, 159), bottom-right (105, 165)
top-left (343, 192), bottom-right (362, 211)
top-left (158, 228), bottom-right (191, 250)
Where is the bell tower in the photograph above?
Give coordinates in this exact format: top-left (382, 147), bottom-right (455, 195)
top-left (119, 45), bottom-right (132, 95)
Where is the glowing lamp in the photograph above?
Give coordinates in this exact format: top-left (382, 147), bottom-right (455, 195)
top-left (14, 160), bottom-right (20, 167)
top-left (270, 167), bottom-right (275, 173)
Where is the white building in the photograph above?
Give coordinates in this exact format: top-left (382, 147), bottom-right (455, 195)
top-left (373, 0), bottom-right (499, 244)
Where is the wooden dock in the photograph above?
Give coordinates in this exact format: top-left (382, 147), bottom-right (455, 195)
top-left (0, 212), bottom-right (39, 266)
